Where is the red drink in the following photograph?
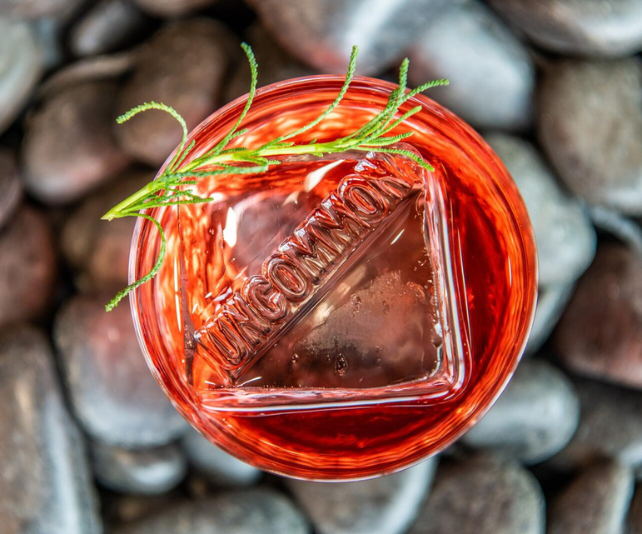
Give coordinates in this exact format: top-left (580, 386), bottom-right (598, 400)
top-left (131, 77), bottom-right (537, 480)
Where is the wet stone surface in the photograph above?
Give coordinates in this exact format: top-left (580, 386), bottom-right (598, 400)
top-left (548, 460), bottom-right (634, 534)
top-left (555, 244), bottom-right (642, 388)
top-left (0, 326), bottom-right (101, 534)
top-left (463, 360), bottom-right (580, 465)
top-left (115, 18), bottom-right (237, 166)
top-left (408, 454), bottom-right (545, 534)
top-left (0, 20), bottom-right (42, 136)
top-left (407, 2), bottom-right (535, 131)
top-left (91, 441), bottom-right (187, 495)
top-left (288, 459), bottom-right (436, 534)
top-left (539, 58), bottom-right (642, 216)
top-left (114, 489), bottom-right (309, 534)
top-left (247, 0), bottom-right (453, 75)
top-left (488, 0), bottom-right (642, 57)
top-left (22, 80), bottom-right (131, 205)
top-left (0, 207), bottom-right (57, 328)
top-left (182, 427), bottom-right (261, 487)
top-left (54, 293), bottom-right (188, 448)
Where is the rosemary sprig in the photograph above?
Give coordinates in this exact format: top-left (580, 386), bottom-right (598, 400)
top-left (102, 43), bottom-right (448, 311)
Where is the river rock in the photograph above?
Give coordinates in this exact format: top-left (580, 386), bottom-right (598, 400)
top-left (61, 170), bottom-right (151, 292)
top-left (70, 0), bottom-right (150, 57)
top-left (288, 459), bottom-right (436, 534)
top-left (555, 244), bottom-right (642, 388)
top-left (0, 326), bottom-right (101, 534)
top-left (485, 133), bottom-right (596, 286)
top-left (539, 58), bottom-right (642, 215)
top-left (54, 293), bottom-right (188, 448)
top-left (0, 149), bottom-right (22, 231)
top-left (489, 0), bottom-right (642, 57)
top-left (0, 207), bottom-right (56, 328)
top-left (247, 0), bottom-right (452, 75)
top-left (115, 18), bottom-right (236, 166)
top-left (627, 484), bottom-right (642, 533)
top-left (133, 0), bottom-right (218, 17)
top-left (0, 0), bottom-right (82, 18)
top-left (0, 20), bottom-right (42, 135)
top-left (115, 489), bottom-right (308, 534)
top-left (548, 461), bottom-right (634, 534)
top-left (526, 283), bottom-right (575, 354)
top-left (463, 360), bottom-right (580, 465)
top-left (408, 454), bottom-right (545, 534)
top-left (22, 80), bottom-right (131, 205)
top-left (224, 23), bottom-right (317, 102)
top-left (407, 2), bottom-right (534, 131)
top-left (182, 427), bottom-right (261, 487)
top-left (553, 378), bottom-right (642, 471)
top-left (91, 441), bottom-right (187, 495)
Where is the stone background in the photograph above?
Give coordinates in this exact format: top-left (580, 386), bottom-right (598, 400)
top-left (1, 0), bottom-right (642, 533)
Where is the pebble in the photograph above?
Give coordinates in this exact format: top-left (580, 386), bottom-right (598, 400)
top-left (91, 440), bottom-right (187, 495)
top-left (133, 0), bottom-right (218, 17)
top-left (224, 23), bottom-right (317, 102)
top-left (0, 326), bottom-right (101, 534)
top-left (548, 461), bottom-right (634, 534)
top-left (526, 284), bottom-right (574, 354)
top-left (54, 293), bottom-right (188, 448)
top-left (407, 2), bottom-right (535, 131)
top-left (0, 20), bottom-right (42, 135)
top-left (115, 18), bottom-right (236, 166)
top-left (539, 58), bottom-right (642, 216)
top-left (70, 0), bottom-right (150, 57)
top-left (288, 459), bottom-right (436, 534)
top-left (0, 149), bottom-right (22, 231)
top-left (488, 0), bottom-right (642, 57)
top-left (246, 0), bottom-right (453, 75)
top-left (0, 0), bottom-right (82, 18)
top-left (182, 427), bottom-right (261, 487)
top-left (61, 170), bottom-right (151, 292)
top-left (552, 378), bottom-right (642, 471)
top-left (408, 454), bottom-right (545, 534)
top-left (485, 133), bottom-right (596, 286)
top-left (463, 360), bottom-right (580, 465)
top-left (22, 80), bottom-right (131, 205)
top-left (554, 244), bottom-right (642, 388)
top-left (114, 489), bottom-right (309, 534)
top-left (0, 207), bottom-right (56, 328)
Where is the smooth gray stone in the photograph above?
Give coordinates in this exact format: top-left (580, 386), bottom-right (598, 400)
top-left (489, 0), bottom-right (642, 57)
top-left (288, 459), bottom-right (436, 534)
top-left (539, 58), bottom-right (642, 216)
top-left (133, 0), bottom-right (218, 17)
top-left (554, 244), bottom-right (642, 388)
top-left (463, 360), bottom-right (580, 465)
top-left (54, 293), bottom-right (188, 448)
top-left (589, 206), bottom-right (642, 259)
top-left (22, 80), bottom-right (131, 205)
top-left (182, 428), bottom-right (261, 487)
top-left (115, 489), bottom-right (309, 534)
top-left (0, 207), bottom-right (57, 328)
top-left (247, 0), bottom-right (453, 75)
top-left (115, 18), bottom-right (237, 166)
top-left (0, 0), bottom-right (82, 18)
top-left (407, 2), bottom-right (534, 131)
top-left (552, 378), bottom-right (642, 471)
top-left (408, 454), bottom-right (545, 534)
top-left (60, 170), bottom-right (151, 292)
top-left (526, 283), bottom-right (575, 354)
top-left (91, 441), bottom-right (187, 495)
top-left (0, 20), bottom-right (42, 135)
top-left (0, 149), bottom-right (22, 231)
top-left (548, 461), bottom-right (634, 534)
top-left (70, 0), bottom-right (149, 57)
top-left (0, 326), bottom-right (101, 534)
top-left (485, 133), bottom-right (596, 287)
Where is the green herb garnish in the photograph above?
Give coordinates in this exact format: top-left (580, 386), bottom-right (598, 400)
top-left (102, 43), bottom-right (448, 311)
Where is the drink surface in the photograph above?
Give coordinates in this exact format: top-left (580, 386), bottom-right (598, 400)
top-left (131, 77), bottom-right (537, 480)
